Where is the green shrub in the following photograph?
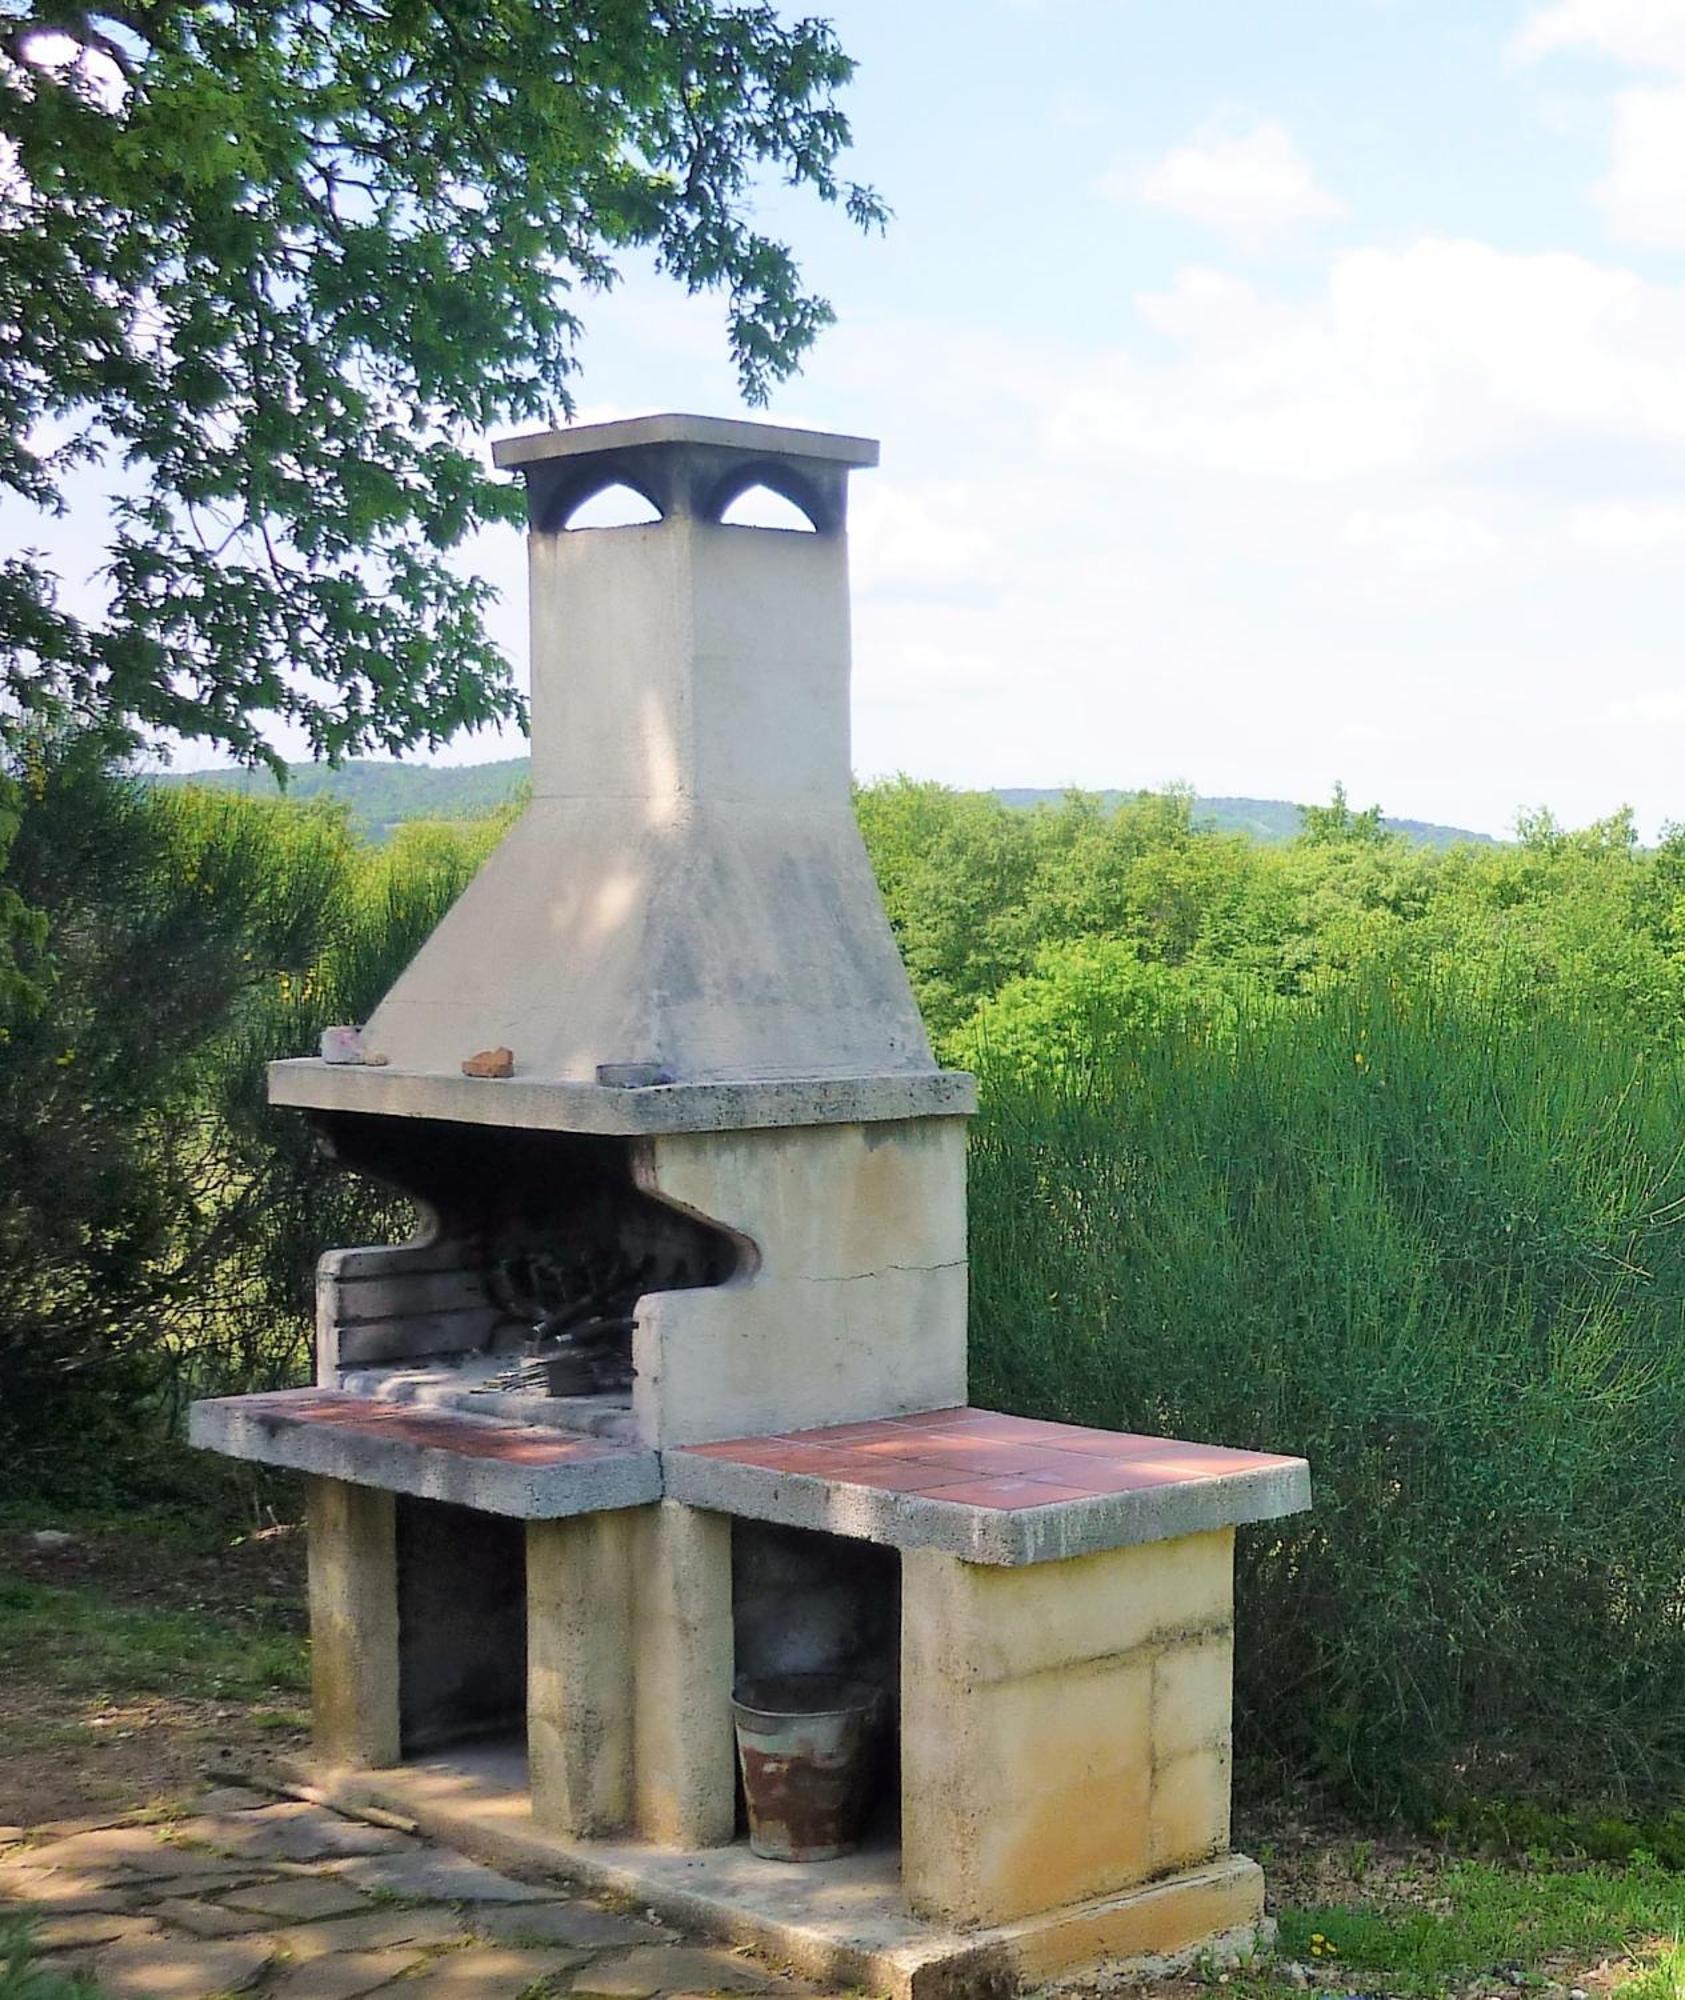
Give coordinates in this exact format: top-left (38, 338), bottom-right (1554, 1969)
top-left (0, 740), bottom-right (505, 1499)
top-left (968, 962), bottom-right (1685, 1808)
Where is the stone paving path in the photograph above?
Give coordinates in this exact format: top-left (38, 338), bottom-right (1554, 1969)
top-left (0, 1789), bottom-right (829, 2000)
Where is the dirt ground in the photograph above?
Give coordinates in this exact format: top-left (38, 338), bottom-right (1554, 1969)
top-left (0, 1513), bottom-right (309, 1827)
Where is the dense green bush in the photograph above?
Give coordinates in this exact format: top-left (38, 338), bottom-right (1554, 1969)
top-left (968, 967), bottom-right (1685, 1808)
top-left (0, 741), bottom-right (507, 1500)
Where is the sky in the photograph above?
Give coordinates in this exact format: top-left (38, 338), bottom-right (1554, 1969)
top-left (50, 0), bottom-right (1685, 836)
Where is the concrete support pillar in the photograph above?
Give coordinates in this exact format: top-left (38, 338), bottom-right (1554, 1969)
top-left (630, 1502), bottom-right (737, 1848)
top-left (527, 1512), bottom-right (637, 1837)
top-left (900, 1530), bottom-right (1235, 1927)
top-left (307, 1477), bottom-right (400, 1772)
top-left (527, 1501), bottom-right (735, 1849)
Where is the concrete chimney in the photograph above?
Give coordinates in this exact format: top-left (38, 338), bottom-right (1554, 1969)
top-left (274, 415), bottom-right (945, 1114)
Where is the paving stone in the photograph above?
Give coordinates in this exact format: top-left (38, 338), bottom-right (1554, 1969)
top-left (570, 1946), bottom-right (782, 1998)
top-left (146, 1852), bottom-right (288, 1889)
top-left (173, 1805), bottom-right (415, 1865)
top-left (221, 1876), bottom-right (374, 1921)
top-left (474, 1903), bottom-right (671, 1952)
top-left (0, 1864), bottom-right (134, 1912)
top-left (25, 1912), bottom-right (162, 1952)
top-left (329, 1848), bottom-right (551, 1903)
top-left (24, 1812), bottom-right (131, 1840)
top-left (396, 1946), bottom-right (584, 1998)
top-left (91, 1931), bottom-right (275, 1998)
top-left (14, 1827), bottom-right (185, 1873)
top-left (264, 1946), bottom-right (428, 1998)
top-left (20, 1824), bottom-right (278, 1887)
top-left (261, 1906), bottom-right (471, 1961)
top-left (186, 1786), bottom-right (277, 1815)
top-left (151, 1895), bottom-right (282, 1937)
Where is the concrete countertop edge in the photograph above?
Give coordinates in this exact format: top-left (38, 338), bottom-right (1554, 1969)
top-left (189, 1394), bottom-right (1310, 1556)
top-left (265, 1058), bottom-right (978, 1133)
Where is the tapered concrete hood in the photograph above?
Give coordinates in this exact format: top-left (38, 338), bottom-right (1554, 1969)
top-left (270, 415), bottom-right (968, 1135)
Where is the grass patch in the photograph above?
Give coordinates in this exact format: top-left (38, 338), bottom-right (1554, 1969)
top-left (0, 1571), bottom-right (306, 1706)
top-left (1263, 1859), bottom-right (1685, 1996)
top-left (0, 1918), bottom-right (101, 1999)
top-left (1616, 1937), bottom-right (1685, 2000)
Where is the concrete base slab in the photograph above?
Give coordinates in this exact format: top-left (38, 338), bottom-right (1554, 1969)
top-left (288, 1749), bottom-right (1266, 2000)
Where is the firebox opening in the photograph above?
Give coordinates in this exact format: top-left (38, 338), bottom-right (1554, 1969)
top-left (396, 1496), bottom-right (526, 1757)
top-left (730, 1520), bottom-right (901, 1848)
top-left (313, 1113), bottom-right (742, 1411)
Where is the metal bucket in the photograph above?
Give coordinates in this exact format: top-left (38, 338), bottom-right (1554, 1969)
top-left (730, 1673), bottom-right (882, 1862)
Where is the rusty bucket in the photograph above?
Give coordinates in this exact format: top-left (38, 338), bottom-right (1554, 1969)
top-left (731, 1673), bottom-right (881, 1862)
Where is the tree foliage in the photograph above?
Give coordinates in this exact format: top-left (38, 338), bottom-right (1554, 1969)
top-left (0, 738), bottom-right (504, 1497)
top-left (0, 0), bottom-right (882, 763)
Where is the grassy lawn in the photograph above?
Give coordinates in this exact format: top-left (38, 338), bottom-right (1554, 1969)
top-left (0, 1574), bottom-right (305, 1710)
top-left (1276, 1858), bottom-right (1685, 1987)
top-left (1204, 1826), bottom-right (1685, 2000)
top-left (0, 1497), bottom-right (308, 1826)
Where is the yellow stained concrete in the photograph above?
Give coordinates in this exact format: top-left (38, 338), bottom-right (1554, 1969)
top-left (1150, 1743), bottom-right (1232, 1874)
top-left (307, 1478), bottom-right (400, 1772)
top-left (629, 1502), bottom-right (736, 1849)
top-left (903, 1531), bottom-right (1233, 1686)
top-left (527, 1512), bottom-right (637, 1837)
top-left (902, 1535), bottom-right (1239, 1928)
top-left (1007, 1855), bottom-right (1265, 1984)
top-left (527, 1503), bottom-right (735, 1850)
top-left (1153, 1628), bottom-right (1234, 1761)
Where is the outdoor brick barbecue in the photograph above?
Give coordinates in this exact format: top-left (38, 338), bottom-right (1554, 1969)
top-left (192, 412), bottom-right (1311, 1997)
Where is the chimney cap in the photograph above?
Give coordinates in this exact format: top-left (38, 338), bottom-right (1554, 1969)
top-left (491, 411), bottom-right (879, 472)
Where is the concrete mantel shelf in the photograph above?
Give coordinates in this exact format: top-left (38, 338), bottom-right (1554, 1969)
top-left (668, 1408), bottom-right (1312, 1566)
top-left (189, 1389), bottom-right (660, 1518)
top-left (268, 1058), bottom-right (976, 1134)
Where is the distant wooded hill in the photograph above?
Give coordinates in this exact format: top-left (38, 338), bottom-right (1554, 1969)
top-left (151, 758), bottom-right (1496, 848)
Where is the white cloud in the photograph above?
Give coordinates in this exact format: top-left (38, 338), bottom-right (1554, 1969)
top-left (774, 240), bottom-right (1685, 835)
top-left (1572, 498), bottom-right (1685, 549)
top-left (1516, 1), bottom-right (1685, 244)
top-left (1604, 689), bottom-right (1685, 725)
top-left (1045, 239), bottom-right (1685, 483)
top-left (1514, 0), bottom-right (1685, 74)
top-left (1343, 506), bottom-right (1507, 570)
top-left (1108, 120), bottom-right (1348, 247)
top-left (1593, 84), bottom-right (1685, 244)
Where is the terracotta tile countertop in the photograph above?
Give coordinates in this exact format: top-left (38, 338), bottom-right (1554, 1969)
top-left (667, 1407), bottom-right (1311, 1566)
top-left (189, 1389), bottom-right (661, 1520)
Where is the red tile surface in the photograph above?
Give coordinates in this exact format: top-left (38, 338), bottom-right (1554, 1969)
top-left (235, 1390), bottom-right (625, 1467)
top-left (916, 1477), bottom-right (1101, 1511)
top-left (682, 1407), bottom-right (1297, 1514)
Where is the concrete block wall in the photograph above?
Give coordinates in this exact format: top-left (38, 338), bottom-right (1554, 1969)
top-left (633, 1118), bottom-right (968, 1446)
top-left (899, 1529), bottom-right (1236, 1926)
